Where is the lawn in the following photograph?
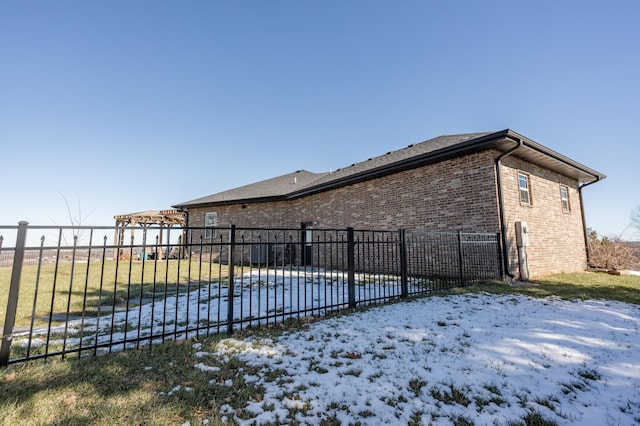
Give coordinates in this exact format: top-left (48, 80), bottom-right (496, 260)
top-left (0, 272), bottom-right (638, 426)
top-left (457, 271), bottom-right (640, 305)
top-left (0, 259), bottom-right (235, 329)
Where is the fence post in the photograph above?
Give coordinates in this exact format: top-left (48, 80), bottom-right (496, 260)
top-left (0, 221), bottom-right (28, 367)
top-left (347, 227), bottom-right (356, 308)
top-left (399, 229), bottom-right (408, 298)
top-left (226, 225), bottom-right (236, 335)
top-left (457, 231), bottom-right (465, 287)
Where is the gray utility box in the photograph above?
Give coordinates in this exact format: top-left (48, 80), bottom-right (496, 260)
top-left (251, 244), bottom-right (274, 266)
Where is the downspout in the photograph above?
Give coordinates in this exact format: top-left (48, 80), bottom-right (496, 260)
top-left (578, 177), bottom-right (601, 268)
top-left (495, 136), bottom-right (524, 280)
top-left (182, 209), bottom-right (189, 228)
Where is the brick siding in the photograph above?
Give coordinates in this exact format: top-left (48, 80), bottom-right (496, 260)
top-left (500, 156), bottom-right (587, 278)
top-left (186, 149), bottom-right (588, 278)
top-left (189, 150), bottom-right (501, 232)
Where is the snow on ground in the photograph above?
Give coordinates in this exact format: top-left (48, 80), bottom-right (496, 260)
top-left (18, 269), bottom-right (414, 350)
top-left (192, 293), bottom-right (640, 425)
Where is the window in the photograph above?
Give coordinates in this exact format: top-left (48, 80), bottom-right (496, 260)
top-left (204, 212), bottom-right (217, 238)
top-left (560, 186), bottom-right (570, 212)
top-left (305, 226), bottom-right (313, 247)
top-left (518, 172), bottom-right (531, 205)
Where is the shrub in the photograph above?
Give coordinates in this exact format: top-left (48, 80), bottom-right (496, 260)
top-left (587, 230), bottom-right (639, 270)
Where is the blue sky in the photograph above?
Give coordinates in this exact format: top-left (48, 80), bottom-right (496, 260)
top-left (1, 1), bottom-right (639, 240)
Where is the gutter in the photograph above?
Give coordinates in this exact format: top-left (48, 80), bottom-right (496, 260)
top-left (578, 177), bottom-right (601, 267)
top-left (512, 131), bottom-right (603, 181)
top-left (173, 195), bottom-right (287, 211)
top-left (495, 136), bottom-right (523, 280)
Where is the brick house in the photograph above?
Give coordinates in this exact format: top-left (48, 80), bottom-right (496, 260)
top-left (174, 129), bottom-right (604, 279)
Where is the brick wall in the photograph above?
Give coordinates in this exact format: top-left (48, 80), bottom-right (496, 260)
top-left (187, 150), bottom-right (501, 233)
top-left (185, 149), bottom-right (589, 278)
top-left (500, 156), bottom-right (587, 278)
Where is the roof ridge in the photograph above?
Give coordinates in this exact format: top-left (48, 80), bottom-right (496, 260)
top-left (333, 131), bottom-right (496, 172)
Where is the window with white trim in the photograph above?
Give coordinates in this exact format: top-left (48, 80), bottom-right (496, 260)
top-left (518, 172), bottom-right (531, 206)
top-left (204, 212), bottom-right (217, 238)
top-left (560, 185), bottom-right (570, 212)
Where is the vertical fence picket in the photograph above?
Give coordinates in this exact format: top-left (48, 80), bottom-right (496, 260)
top-left (60, 235), bottom-right (78, 359)
top-left (226, 225), bottom-right (236, 335)
top-left (95, 235), bottom-right (108, 356)
top-left (195, 234), bottom-right (203, 339)
top-left (457, 231), bottom-right (465, 287)
top-left (77, 229), bottom-right (94, 357)
top-left (184, 228), bottom-right (192, 342)
top-left (399, 229), bottom-right (408, 298)
top-left (150, 235), bottom-right (160, 348)
top-left (26, 236), bottom-right (45, 358)
top-left (347, 227), bottom-right (356, 308)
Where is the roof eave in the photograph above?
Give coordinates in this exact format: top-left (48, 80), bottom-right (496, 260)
top-left (503, 129), bottom-right (606, 183)
top-left (173, 195), bottom-right (288, 210)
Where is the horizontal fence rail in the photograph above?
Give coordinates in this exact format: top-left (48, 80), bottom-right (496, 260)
top-left (0, 223), bottom-right (502, 366)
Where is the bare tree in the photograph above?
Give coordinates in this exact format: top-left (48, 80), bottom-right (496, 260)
top-left (51, 193), bottom-right (97, 245)
top-left (631, 205), bottom-right (640, 237)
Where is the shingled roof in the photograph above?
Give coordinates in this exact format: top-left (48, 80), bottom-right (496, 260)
top-left (175, 170), bottom-right (328, 207)
top-left (288, 131), bottom-right (494, 197)
top-left (174, 129), bottom-right (604, 208)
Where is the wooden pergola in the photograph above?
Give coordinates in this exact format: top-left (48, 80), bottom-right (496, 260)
top-left (113, 209), bottom-right (186, 260)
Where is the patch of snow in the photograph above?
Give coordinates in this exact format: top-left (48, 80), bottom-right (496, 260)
top-left (194, 363), bottom-right (220, 373)
top-left (193, 293), bottom-right (640, 425)
top-left (166, 385), bottom-right (193, 396)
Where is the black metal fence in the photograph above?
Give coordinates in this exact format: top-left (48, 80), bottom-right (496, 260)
top-left (0, 222), bottom-right (502, 366)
